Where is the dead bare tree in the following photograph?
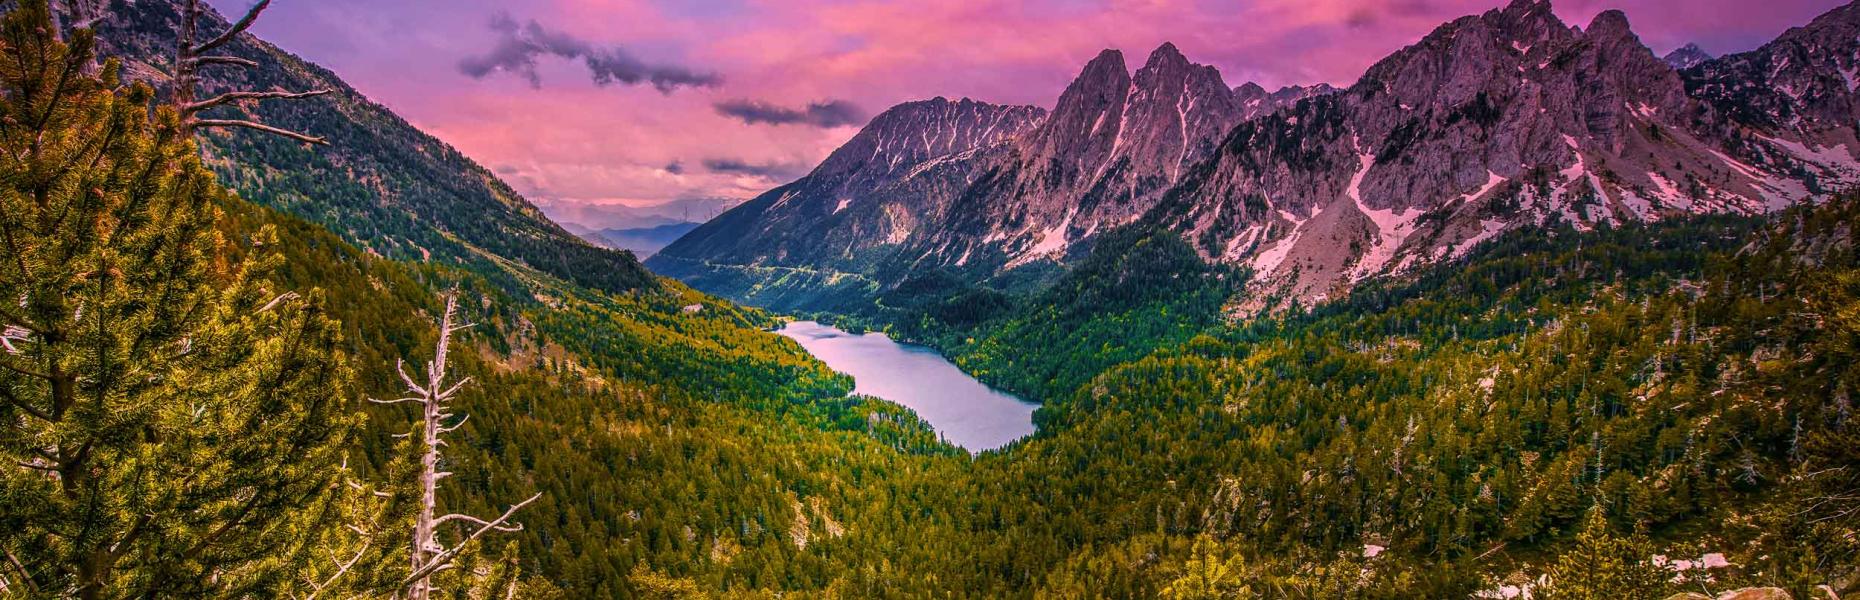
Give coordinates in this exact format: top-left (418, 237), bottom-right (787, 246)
top-left (173, 0), bottom-right (331, 144)
top-left (371, 293), bottom-right (540, 600)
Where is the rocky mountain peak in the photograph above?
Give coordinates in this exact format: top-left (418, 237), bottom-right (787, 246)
top-left (1233, 82), bottom-right (1338, 120)
top-left (1143, 42), bottom-right (1188, 69)
top-left (1585, 9), bottom-right (1634, 40)
top-left (1492, 0), bottom-right (1564, 37)
top-left (1021, 49), bottom-right (1131, 162)
top-left (1663, 43), bottom-right (1713, 69)
top-left (815, 96), bottom-right (1044, 181)
top-left (656, 0), bottom-right (1860, 320)
top-left (1684, 0), bottom-right (1860, 137)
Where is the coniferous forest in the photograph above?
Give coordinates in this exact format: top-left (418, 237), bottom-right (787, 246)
top-left (2, 0), bottom-right (1859, 598)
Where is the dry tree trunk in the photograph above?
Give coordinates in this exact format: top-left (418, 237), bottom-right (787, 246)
top-left (371, 293), bottom-right (540, 600)
top-left (172, 0), bottom-right (331, 144)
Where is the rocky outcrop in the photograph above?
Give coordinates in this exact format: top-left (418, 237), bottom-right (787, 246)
top-left (913, 43), bottom-right (1253, 271)
top-left (1234, 82), bottom-right (1340, 121)
top-left (1664, 43), bottom-right (1714, 69)
top-left (651, 97), bottom-right (1044, 274)
top-left (655, 0), bottom-right (1860, 314)
top-left (1157, 0), bottom-right (1858, 306)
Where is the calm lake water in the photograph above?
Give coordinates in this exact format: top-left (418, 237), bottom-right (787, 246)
top-left (778, 321), bottom-right (1037, 452)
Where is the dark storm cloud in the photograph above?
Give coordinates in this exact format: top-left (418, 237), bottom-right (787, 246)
top-left (712, 99), bottom-right (867, 128)
top-left (701, 158), bottom-right (808, 180)
top-left (459, 13), bottom-right (721, 93)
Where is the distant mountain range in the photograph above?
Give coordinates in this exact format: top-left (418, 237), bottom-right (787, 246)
top-left (562, 221), bottom-right (702, 258)
top-left (651, 0), bottom-right (1860, 312)
top-left (542, 197), bottom-right (741, 231)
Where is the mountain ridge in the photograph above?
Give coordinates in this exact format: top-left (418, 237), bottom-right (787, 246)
top-left (653, 0), bottom-right (1860, 312)
top-left (88, 0), bottom-right (659, 296)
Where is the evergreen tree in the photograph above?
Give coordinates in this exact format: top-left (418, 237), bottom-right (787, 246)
top-left (0, 3), bottom-right (363, 595)
top-left (1536, 507), bottom-right (1669, 600)
top-left (1160, 536), bottom-right (1253, 600)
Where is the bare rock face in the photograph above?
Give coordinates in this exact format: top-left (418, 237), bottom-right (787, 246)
top-left (913, 43), bottom-right (1252, 272)
top-left (650, 97), bottom-right (1044, 273)
top-left (1716, 588), bottom-right (1793, 600)
top-left (1234, 82), bottom-right (1340, 121)
top-left (656, 0), bottom-right (1860, 314)
top-left (1683, 0), bottom-right (1860, 190)
top-left (1157, 0), bottom-right (1860, 307)
top-left (1664, 43), bottom-right (1714, 69)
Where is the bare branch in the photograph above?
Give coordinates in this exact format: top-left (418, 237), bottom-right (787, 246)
top-left (184, 89), bottom-right (331, 115)
top-left (192, 0), bottom-right (272, 54)
top-left (302, 540), bottom-right (371, 600)
top-left (435, 378), bottom-right (472, 401)
top-left (432, 513), bottom-right (520, 532)
top-left (1, 325), bottom-right (29, 354)
top-left (395, 360), bottom-right (429, 397)
top-left (401, 493), bottom-right (541, 589)
top-left (366, 397), bottom-right (424, 406)
top-left (192, 119), bottom-right (328, 145)
top-left (435, 414), bottom-right (468, 433)
top-left (257, 291), bottom-right (300, 313)
top-left (188, 55), bottom-right (259, 69)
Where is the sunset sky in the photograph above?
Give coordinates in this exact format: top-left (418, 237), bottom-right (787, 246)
top-left (207, 0), bottom-right (1845, 227)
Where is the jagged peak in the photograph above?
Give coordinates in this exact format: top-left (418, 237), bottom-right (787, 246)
top-left (1233, 81), bottom-right (1268, 96)
top-left (1805, 0), bottom-right (1860, 29)
top-left (1501, 0), bottom-right (1553, 15)
top-left (1584, 9), bottom-right (1634, 39)
top-left (1048, 48), bottom-right (1133, 114)
top-left (1663, 43), bottom-right (1713, 69)
top-left (1144, 42), bottom-right (1187, 68)
top-left (1083, 48), bottom-right (1128, 74)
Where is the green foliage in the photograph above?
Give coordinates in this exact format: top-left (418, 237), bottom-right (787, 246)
top-left (17, 2), bottom-right (1860, 597)
top-left (1159, 536), bottom-right (1254, 600)
top-left (0, 5), bottom-right (364, 595)
top-left (91, 0), bottom-right (659, 298)
top-left (1537, 508), bottom-right (1669, 600)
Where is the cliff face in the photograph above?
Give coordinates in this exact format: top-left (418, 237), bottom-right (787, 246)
top-left (655, 0), bottom-right (1860, 312)
top-left (1159, 0), bottom-right (1859, 305)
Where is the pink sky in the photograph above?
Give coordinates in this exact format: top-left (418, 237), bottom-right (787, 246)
top-left (212, 0), bottom-right (1846, 225)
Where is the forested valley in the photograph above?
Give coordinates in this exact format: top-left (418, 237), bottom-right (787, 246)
top-left (1, 0), bottom-right (1856, 598)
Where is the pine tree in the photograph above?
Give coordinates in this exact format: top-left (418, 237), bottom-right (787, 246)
top-left (1536, 507), bottom-right (1670, 600)
top-left (1160, 536), bottom-right (1253, 600)
top-left (0, 3), bottom-right (363, 595)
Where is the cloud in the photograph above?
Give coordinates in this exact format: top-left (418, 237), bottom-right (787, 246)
top-left (713, 99), bottom-right (867, 128)
top-left (663, 160), bottom-right (685, 175)
top-left (702, 157), bottom-right (809, 180)
top-left (459, 13), bottom-right (720, 93)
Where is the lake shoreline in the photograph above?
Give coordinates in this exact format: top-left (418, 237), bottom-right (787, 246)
top-left (776, 320), bottom-right (1038, 452)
